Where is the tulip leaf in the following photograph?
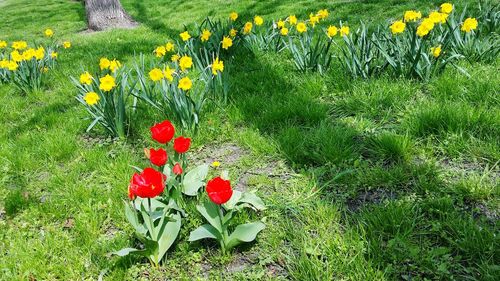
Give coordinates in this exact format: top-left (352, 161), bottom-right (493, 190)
top-left (182, 164), bottom-right (209, 196)
top-left (111, 247), bottom-right (148, 257)
top-left (188, 224), bottom-right (222, 242)
top-left (239, 192), bottom-right (266, 211)
top-left (196, 200), bottom-right (223, 233)
top-left (226, 221), bottom-right (266, 250)
top-left (224, 191), bottom-right (266, 211)
top-left (157, 212), bottom-right (181, 263)
top-left (124, 201), bottom-right (147, 236)
top-left (223, 190), bottom-right (242, 210)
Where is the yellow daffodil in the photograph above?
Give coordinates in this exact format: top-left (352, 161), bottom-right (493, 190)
top-left (404, 10), bottom-right (422, 22)
top-left (309, 13), bottom-right (320, 27)
top-left (34, 47), bottom-right (45, 60)
top-left (390, 20), bottom-right (406, 34)
top-left (22, 48), bottom-right (35, 60)
top-left (243, 22), bottom-right (253, 34)
top-left (99, 74), bottom-right (116, 92)
top-left (63, 41), bottom-right (71, 49)
top-left (211, 161), bottom-right (221, 168)
top-left (230, 12), bottom-right (238, 21)
top-left (296, 22), bottom-right (307, 33)
top-left (211, 57), bottom-right (224, 75)
top-left (180, 31), bottom-right (191, 41)
top-left (171, 54), bottom-right (180, 62)
top-left (11, 50), bottom-right (23, 62)
top-left (0, 41), bottom-right (7, 48)
top-left (165, 42), bottom-right (175, 52)
top-left (109, 59), bottom-right (121, 72)
top-left (277, 19), bottom-right (285, 29)
top-left (44, 28), bottom-right (54, 37)
top-left (289, 15), bottom-right (297, 25)
top-left (178, 76), bottom-right (192, 91)
top-left (281, 27), bottom-right (289, 36)
top-left (154, 46), bottom-right (166, 57)
top-left (221, 36), bottom-right (233, 50)
top-left (179, 55), bottom-right (193, 71)
top-left (431, 45), bottom-right (442, 58)
top-left (80, 71), bottom-right (93, 85)
top-left (51, 52), bottom-right (58, 59)
top-left (201, 29), bottom-right (212, 42)
top-left (84, 92), bottom-right (100, 106)
top-left (149, 68), bottom-right (164, 82)
top-left (416, 18), bottom-right (434, 37)
top-left (7, 60), bottom-right (18, 71)
top-left (317, 9), bottom-right (329, 20)
top-left (230, 28), bottom-right (238, 37)
top-left (440, 3), bottom-right (453, 14)
top-left (99, 57), bottom-right (111, 70)
top-left (429, 11), bottom-right (448, 24)
top-left (163, 66), bottom-right (175, 82)
top-left (254, 15), bottom-right (264, 26)
top-left (0, 59), bottom-right (7, 68)
top-left (340, 25), bottom-right (350, 36)
top-left (327, 25), bottom-right (338, 38)
top-left (461, 17), bottom-right (478, 33)
top-left (12, 41), bottom-right (27, 50)
top-left (43, 67), bottom-right (49, 73)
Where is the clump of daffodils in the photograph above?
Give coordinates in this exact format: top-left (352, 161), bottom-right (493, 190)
top-left (0, 29), bottom-right (71, 93)
top-left (71, 57), bottom-right (133, 139)
top-left (338, 2), bottom-right (492, 80)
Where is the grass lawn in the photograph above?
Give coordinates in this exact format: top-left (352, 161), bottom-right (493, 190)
top-left (0, 0), bottom-right (498, 280)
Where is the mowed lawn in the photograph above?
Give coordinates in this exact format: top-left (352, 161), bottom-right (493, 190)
top-left (0, 0), bottom-right (499, 280)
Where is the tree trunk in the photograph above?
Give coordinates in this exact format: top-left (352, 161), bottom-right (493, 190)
top-left (85, 0), bottom-right (137, 31)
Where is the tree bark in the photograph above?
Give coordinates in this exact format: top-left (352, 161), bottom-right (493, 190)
top-left (85, 0), bottom-right (137, 31)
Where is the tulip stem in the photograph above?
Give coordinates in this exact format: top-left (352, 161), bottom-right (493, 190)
top-left (147, 198), bottom-right (156, 239)
top-left (218, 206), bottom-right (229, 254)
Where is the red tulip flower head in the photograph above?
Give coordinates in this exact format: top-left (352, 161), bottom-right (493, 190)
top-left (172, 163), bottom-right (183, 175)
top-left (128, 168), bottom-right (166, 199)
top-left (149, 148), bottom-right (167, 166)
top-left (206, 176), bottom-right (233, 205)
top-left (173, 136), bottom-right (191, 153)
top-left (150, 120), bottom-right (175, 144)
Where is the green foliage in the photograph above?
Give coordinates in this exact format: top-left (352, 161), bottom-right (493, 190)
top-left (338, 23), bottom-right (385, 79)
top-left (287, 30), bottom-right (333, 74)
top-left (189, 194), bottom-right (266, 253)
top-left (113, 198), bottom-right (182, 267)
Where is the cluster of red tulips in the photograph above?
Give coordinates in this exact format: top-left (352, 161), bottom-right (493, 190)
top-left (127, 119), bottom-right (232, 205)
top-left (117, 119), bottom-right (264, 264)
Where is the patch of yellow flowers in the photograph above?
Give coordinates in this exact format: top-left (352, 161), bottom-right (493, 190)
top-left (393, 3), bottom-right (478, 38)
top-left (0, 29), bottom-right (71, 74)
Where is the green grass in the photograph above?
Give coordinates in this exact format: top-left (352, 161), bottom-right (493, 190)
top-left (1, 0), bottom-right (499, 280)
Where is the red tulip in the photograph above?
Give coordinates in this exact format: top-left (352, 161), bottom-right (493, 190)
top-left (128, 168), bottom-right (166, 199)
top-left (172, 163), bottom-right (183, 175)
top-left (149, 148), bottom-right (167, 166)
top-left (173, 136), bottom-right (191, 153)
top-left (150, 120), bottom-right (175, 144)
top-left (206, 176), bottom-right (233, 205)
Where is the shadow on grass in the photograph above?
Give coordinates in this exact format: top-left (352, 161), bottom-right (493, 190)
top-left (225, 45), bottom-right (499, 279)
